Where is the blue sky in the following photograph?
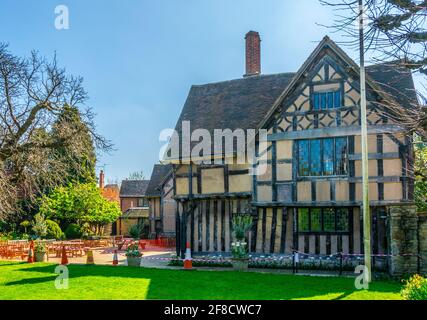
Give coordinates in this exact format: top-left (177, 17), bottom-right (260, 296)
top-left (0, 0), bottom-right (422, 183)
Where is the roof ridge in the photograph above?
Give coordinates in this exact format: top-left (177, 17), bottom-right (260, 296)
top-left (191, 72), bottom-right (296, 88)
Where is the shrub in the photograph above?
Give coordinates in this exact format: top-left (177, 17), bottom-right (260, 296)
top-left (231, 241), bottom-right (249, 259)
top-left (129, 223), bottom-right (144, 240)
top-left (64, 223), bottom-right (82, 239)
top-left (45, 220), bottom-right (64, 240)
top-left (32, 213), bottom-right (47, 238)
top-left (401, 275), bottom-right (427, 300)
top-left (34, 242), bottom-right (47, 253)
top-left (231, 214), bottom-right (253, 241)
top-left (125, 243), bottom-right (142, 257)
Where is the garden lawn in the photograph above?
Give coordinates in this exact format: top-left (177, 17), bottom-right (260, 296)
top-left (0, 261), bottom-right (402, 300)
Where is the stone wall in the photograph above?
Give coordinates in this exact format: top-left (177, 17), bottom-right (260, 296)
top-left (388, 205), bottom-right (419, 277)
top-left (418, 212), bottom-right (427, 276)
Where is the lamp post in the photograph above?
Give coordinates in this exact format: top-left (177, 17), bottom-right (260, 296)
top-left (358, 0), bottom-right (372, 283)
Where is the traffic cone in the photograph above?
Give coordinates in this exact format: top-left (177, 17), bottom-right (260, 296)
top-left (27, 241), bottom-right (34, 263)
top-left (86, 250), bottom-right (94, 265)
top-left (112, 250), bottom-right (118, 266)
top-left (61, 246), bottom-right (68, 265)
top-left (183, 242), bottom-right (192, 270)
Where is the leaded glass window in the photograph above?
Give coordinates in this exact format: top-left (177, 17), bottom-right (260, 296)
top-left (298, 208), bottom-right (350, 233)
top-left (298, 138), bottom-right (348, 177)
top-left (310, 140), bottom-right (322, 176)
top-left (310, 208), bottom-right (322, 232)
top-left (323, 138), bottom-right (334, 175)
top-left (323, 208), bottom-right (336, 232)
top-left (298, 208), bottom-right (310, 232)
top-left (298, 140), bottom-right (310, 176)
top-left (312, 90), bottom-right (342, 110)
top-left (336, 208), bottom-right (350, 232)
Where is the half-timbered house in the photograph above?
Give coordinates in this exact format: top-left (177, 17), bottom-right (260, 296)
top-left (146, 164), bottom-right (176, 238)
top-left (165, 31), bottom-right (424, 275)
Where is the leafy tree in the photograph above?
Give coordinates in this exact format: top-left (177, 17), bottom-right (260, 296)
top-left (20, 220), bottom-right (30, 233)
top-left (0, 43), bottom-right (112, 221)
top-left (64, 223), bottom-right (82, 240)
top-left (45, 219), bottom-right (64, 240)
top-left (38, 182), bottom-right (121, 235)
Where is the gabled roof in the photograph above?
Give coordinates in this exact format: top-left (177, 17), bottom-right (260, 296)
top-left (174, 72), bottom-right (296, 135)
top-left (258, 36), bottom-right (418, 129)
top-left (146, 164), bottom-right (173, 197)
top-left (171, 36), bottom-right (417, 161)
top-left (119, 180), bottom-right (150, 197)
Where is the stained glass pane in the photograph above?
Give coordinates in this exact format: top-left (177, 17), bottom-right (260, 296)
top-left (334, 91), bottom-right (342, 108)
top-left (323, 208), bottom-right (336, 232)
top-left (323, 139), bottom-right (334, 175)
top-left (313, 93), bottom-right (320, 110)
top-left (327, 92), bottom-right (334, 109)
top-left (335, 138), bottom-right (348, 175)
top-left (321, 92), bottom-right (327, 109)
top-left (310, 140), bottom-right (321, 176)
top-left (336, 208), bottom-right (349, 232)
top-left (310, 208), bottom-right (322, 232)
top-left (298, 208), bottom-right (310, 232)
top-left (298, 140), bottom-right (310, 176)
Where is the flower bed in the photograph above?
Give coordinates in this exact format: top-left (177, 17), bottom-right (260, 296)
top-left (167, 254), bottom-right (388, 272)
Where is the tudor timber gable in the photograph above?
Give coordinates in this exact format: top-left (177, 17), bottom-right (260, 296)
top-left (254, 36), bottom-right (416, 208)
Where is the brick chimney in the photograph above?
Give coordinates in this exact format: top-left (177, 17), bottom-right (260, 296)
top-left (244, 31), bottom-right (261, 77)
top-left (99, 170), bottom-right (105, 189)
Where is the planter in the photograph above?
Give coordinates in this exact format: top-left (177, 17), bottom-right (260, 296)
top-left (231, 258), bottom-right (249, 271)
top-left (34, 252), bottom-right (46, 262)
top-left (126, 256), bottom-right (142, 267)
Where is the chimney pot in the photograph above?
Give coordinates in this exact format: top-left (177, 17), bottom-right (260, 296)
top-left (99, 170), bottom-right (105, 189)
top-left (244, 31), bottom-right (261, 77)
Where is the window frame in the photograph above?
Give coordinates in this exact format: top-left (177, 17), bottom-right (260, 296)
top-left (137, 197), bottom-right (149, 208)
top-left (297, 207), bottom-right (351, 234)
top-left (312, 90), bottom-right (342, 110)
top-left (297, 137), bottom-right (349, 178)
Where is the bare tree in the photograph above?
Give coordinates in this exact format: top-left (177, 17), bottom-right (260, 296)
top-left (0, 43), bottom-right (112, 220)
top-left (320, 0), bottom-right (427, 136)
top-left (128, 171), bottom-right (145, 180)
top-left (320, 0), bottom-right (427, 73)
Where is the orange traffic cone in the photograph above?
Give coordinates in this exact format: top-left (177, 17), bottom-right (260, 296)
top-left (184, 242), bottom-right (192, 270)
top-left (86, 250), bottom-right (94, 265)
top-left (112, 250), bottom-right (118, 266)
top-left (27, 241), bottom-right (34, 263)
top-left (61, 246), bottom-right (68, 265)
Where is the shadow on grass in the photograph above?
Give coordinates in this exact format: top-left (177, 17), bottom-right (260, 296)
top-left (0, 262), bottom-right (401, 300)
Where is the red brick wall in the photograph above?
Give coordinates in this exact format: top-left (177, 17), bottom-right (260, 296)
top-left (120, 197), bottom-right (140, 213)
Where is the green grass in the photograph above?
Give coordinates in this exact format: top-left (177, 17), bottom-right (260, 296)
top-left (0, 261), bottom-right (402, 300)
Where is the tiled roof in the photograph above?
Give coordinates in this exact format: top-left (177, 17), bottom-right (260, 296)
top-left (146, 164), bottom-right (173, 197)
top-left (119, 180), bottom-right (150, 197)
